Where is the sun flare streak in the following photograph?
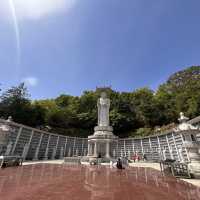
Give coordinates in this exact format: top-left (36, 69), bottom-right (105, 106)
top-left (8, 0), bottom-right (21, 67)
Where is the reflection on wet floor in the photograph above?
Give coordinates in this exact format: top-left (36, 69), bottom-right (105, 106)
top-left (0, 164), bottom-right (199, 200)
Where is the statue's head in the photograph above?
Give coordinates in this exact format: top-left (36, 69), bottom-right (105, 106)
top-left (100, 92), bottom-right (107, 99)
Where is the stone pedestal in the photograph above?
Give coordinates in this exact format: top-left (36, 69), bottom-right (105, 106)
top-left (85, 126), bottom-right (118, 163)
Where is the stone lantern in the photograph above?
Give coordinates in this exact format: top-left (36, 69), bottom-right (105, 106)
top-left (174, 112), bottom-right (200, 178)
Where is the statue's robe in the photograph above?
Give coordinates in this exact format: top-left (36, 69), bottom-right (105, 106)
top-left (97, 98), bottom-right (110, 126)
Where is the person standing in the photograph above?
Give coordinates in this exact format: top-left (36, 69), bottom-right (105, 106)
top-left (132, 154), bottom-right (136, 162)
top-left (116, 158), bottom-right (123, 169)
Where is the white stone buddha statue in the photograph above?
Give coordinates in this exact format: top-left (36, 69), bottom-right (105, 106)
top-left (97, 92), bottom-right (110, 127)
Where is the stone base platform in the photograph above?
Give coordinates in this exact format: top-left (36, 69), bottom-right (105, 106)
top-left (64, 157), bottom-right (81, 165)
top-left (86, 126), bottom-right (118, 164)
top-left (81, 156), bottom-right (116, 165)
top-left (88, 126), bottom-right (118, 140)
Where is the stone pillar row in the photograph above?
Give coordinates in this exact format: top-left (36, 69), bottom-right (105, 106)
top-left (87, 141), bottom-right (111, 158)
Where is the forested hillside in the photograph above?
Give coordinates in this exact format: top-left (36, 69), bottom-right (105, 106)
top-left (0, 66), bottom-right (200, 138)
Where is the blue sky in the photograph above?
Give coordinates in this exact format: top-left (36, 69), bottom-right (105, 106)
top-left (0, 0), bottom-right (200, 99)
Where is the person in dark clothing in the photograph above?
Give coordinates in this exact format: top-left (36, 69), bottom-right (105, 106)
top-left (143, 154), bottom-right (147, 161)
top-left (116, 158), bottom-right (124, 169)
top-left (132, 154), bottom-right (136, 162)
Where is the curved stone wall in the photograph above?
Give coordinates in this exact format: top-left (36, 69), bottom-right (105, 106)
top-left (116, 131), bottom-right (188, 162)
top-left (0, 117), bottom-right (199, 162)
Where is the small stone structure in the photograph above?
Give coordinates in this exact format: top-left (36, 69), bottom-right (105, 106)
top-left (0, 117), bottom-right (14, 155)
top-left (174, 112), bottom-right (200, 178)
top-left (86, 92), bottom-right (118, 163)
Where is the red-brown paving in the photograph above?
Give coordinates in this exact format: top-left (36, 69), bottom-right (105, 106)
top-left (0, 164), bottom-right (199, 200)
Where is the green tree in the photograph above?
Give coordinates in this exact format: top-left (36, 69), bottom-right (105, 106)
top-left (0, 66), bottom-right (199, 138)
top-left (131, 127), bottom-right (153, 137)
top-left (131, 88), bottom-right (158, 127)
top-left (0, 83), bottom-right (45, 126)
top-left (155, 66), bottom-right (200, 122)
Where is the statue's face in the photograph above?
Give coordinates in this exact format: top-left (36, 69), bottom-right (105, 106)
top-left (101, 92), bottom-right (107, 98)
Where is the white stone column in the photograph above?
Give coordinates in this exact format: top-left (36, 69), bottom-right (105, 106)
top-left (132, 139), bottom-right (135, 154)
top-left (124, 140), bottom-right (126, 157)
top-left (117, 140), bottom-right (119, 157)
top-left (163, 149), bottom-right (166, 160)
top-left (81, 139), bottom-right (84, 156)
top-left (11, 126), bottom-right (23, 154)
top-left (157, 136), bottom-right (161, 150)
top-left (23, 130), bottom-right (34, 160)
top-left (44, 135), bottom-right (51, 160)
top-left (166, 135), bottom-right (174, 160)
top-left (87, 141), bottom-right (90, 156)
top-left (33, 133), bottom-right (43, 160)
top-left (157, 136), bottom-right (162, 160)
top-left (180, 133), bottom-right (190, 162)
top-left (113, 149), bottom-right (116, 158)
top-left (172, 132), bottom-right (179, 161)
top-left (94, 142), bottom-right (97, 157)
top-left (169, 146), bottom-right (174, 159)
top-left (121, 148), bottom-right (123, 157)
top-left (106, 141), bottom-right (110, 158)
top-left (60, 147), bottom-right (64, 159)
top-left (178, 148), bottom-right (184, 162)
top-left (141, 139), bottom-right (144, 155)
top-left (5, 142), bottom-right (13, 156)
top-left (52, 136), bottom-right (59, 159)
top-left (68, 148), bottom-right (71, 157)
top-left (148, 137), bottom-right (152, 160)
top-left (22, 143), bottom-right (29, 160)
top-left (128, 150), bottom-right (131, 159)
top-left (72, 138), bottom-right (76, 156)
top-left (76, 148), bottom-right (79, 156)
top-left (89, 143), bottom-right (92, 155)
top-left (64, 137), bottom-right (68, 157)
top-left (166, 135), bottom-right (171, 159)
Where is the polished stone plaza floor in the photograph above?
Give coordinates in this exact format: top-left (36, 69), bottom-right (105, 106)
top-left (0, 164), bottom-right (199, 200)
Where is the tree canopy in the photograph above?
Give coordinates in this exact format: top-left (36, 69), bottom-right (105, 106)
top-left (0, 66), bottom-right (200, 138)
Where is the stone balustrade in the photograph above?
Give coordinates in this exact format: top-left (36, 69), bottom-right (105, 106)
top-left (0, 116), bottom-right (199, 163)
